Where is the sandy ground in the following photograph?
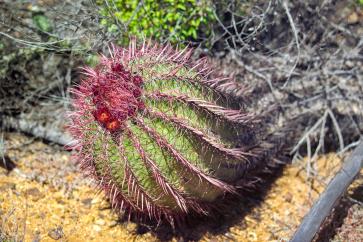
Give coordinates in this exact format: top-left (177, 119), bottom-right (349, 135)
top-left (0, 133), bottom-right (362, 242)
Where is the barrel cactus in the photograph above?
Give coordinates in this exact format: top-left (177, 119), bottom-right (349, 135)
top-left (69, 40), bottom-right (264, 225)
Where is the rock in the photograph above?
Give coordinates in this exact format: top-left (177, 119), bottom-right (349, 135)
top-left (0, 182), bottom-right (16, 191)
top-left (284, 192), bottom-right (293, 203)
top-left (345, 60), bottom-right (354, 68)
top-left (95, 219), bottom-right (106, 226)
top-left (48, 227), bottom-right (63, 240)
top-left (126, 223), bottom-right (137, 233)
top-left (81, 198), bottom-right (93, 207)
top-left (25, 187), bottom-right (43, 201)
top-left (32, 231), bottom-right (41, 242)
top-left (91, 197), bottom-right (101, 204)
top-left (108, 221), bottom-right (118, 227)
top-left (93, 225), bottom-right (102, 232)
top-left (347, 12), bottom-right (359, 24)
top-left (55, 197), bottom-right (65, 205)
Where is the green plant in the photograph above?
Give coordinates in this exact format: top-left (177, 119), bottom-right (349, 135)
top-left (32, 13), bottom-right (52, 33)
top-left (97, 0), bottom-right (215, 44)
top-left (69, 39), bottom-right (261, 224)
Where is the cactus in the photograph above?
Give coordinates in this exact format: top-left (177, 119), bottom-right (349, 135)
top-left (69, 40), bottom-right (262, 224)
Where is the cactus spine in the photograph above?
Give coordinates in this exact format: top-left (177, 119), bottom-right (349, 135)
top-left (69, 40), bottom-right (259, 224)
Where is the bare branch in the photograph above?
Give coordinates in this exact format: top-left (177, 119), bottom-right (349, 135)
top-left (1, 116), bottom-right (75, 147)
top-left (281, 0), bottom-right (300, 88)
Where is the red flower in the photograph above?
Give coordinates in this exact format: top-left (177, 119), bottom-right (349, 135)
top-left (111, 63), bottom-right (124, 73)
top-left (133, 88), bottom-right (142, 98)
top-left (106, 119), bottom-right (121, 132)
top-left (133, 75), bottom-right (143, 87)
top-left (93, 107), bottom-right (111, 124)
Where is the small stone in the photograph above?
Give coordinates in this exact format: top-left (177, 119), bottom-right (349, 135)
top-left (48, 227), bottom-right (64, 240)
top-left (25, 187), bottom-right (43, 201)
top-left (345, 60), bottom-right (354, 68)
top-left (91, 197), bottom-right (100, 204)
top-left (56, 198), bottom-right (66, 205)
top-left (39, 212), bottom-right (46, 219)
top-left (93, 225), bottom-right (102, 232)
top-left (32, 231), bottom-right (41, 242)
top-left (126, 223), bottom-right (137, 233)
top-left (61, 154), bottom-right (69, 161)
top-left (81, 198), bottom-right (93, 207)
top-left (95, 219), bottom-right (105, 226)
top-left (224, 232), bottom-right (235, 240)
top-left (108, 221), bottom-right (118, 227)
top-left (347, 12), bottom-right (359, 24)
top-left (284, 192), bottom-right (293, 203)
top-left (0, 182), bottom-right (16, 191)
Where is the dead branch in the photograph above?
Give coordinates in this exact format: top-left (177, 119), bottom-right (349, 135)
top-left (290, 140), bottom-right (363, 242)
top-left (281, 0), bottom-right (300, 88)
top-left (1, 116), bottom-right (76, 147)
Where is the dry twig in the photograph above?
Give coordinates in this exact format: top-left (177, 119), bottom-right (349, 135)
top-left (1, 116), bottom-right (75, 147)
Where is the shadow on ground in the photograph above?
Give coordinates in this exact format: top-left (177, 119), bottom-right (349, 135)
top-left (115, 166), bottom-right (286, 241)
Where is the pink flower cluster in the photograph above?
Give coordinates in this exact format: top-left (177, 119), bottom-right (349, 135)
top-left (91, 62), bottom-right (145, 133)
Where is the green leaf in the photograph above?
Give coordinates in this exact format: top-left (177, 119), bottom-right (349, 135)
top-left (85, 54), bottom-right (100, 67)
top-left (32, 14), bottom-right (52, 33)
top-left (96, 0), bottom-right (217, 44)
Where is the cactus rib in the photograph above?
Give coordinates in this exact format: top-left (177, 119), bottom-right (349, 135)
top-left (69, 39), bottom-right (265, 224)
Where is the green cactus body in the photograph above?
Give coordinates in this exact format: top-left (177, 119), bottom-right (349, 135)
top-left (69, 40), bottom-right (257, 223)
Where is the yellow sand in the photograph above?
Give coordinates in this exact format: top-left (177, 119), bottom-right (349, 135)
top-left (0, 137), bottom-right (362, 241)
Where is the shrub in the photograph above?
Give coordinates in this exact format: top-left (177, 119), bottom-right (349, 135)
top-left (97, 0), bottom-right (215, 45)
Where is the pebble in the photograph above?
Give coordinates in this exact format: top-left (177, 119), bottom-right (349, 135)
top-left (93, 225), bottom-right (102, 232)
top-left (81, 198), bottom-right (93, 207)
top-left (108, 221), bottom-right (118, 227)
top-left (347, 12), bottom-right (359, 24)
top-left (32, 231), bottom-right (41, 242)
top-left (0, 182), bottom-right (16, 191)
top-left (91, 197), bottom-right (101, 204)
top-left (345, 60), bottom-right (354, 68)
top-left (25, 187), bottom-right (43, 201)
top-left (95, 219), bottom-right (106, 226)
top-left (48, 227), bottom-right (64, 240)
top-left (284, 192), bottom-right (293, 203)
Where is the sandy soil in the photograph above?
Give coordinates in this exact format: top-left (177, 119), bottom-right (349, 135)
top-left (0, 133), bottom-right (362, 241)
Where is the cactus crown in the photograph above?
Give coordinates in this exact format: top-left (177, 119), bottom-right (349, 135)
top-left (69, 39), bottom-right (257, 224)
